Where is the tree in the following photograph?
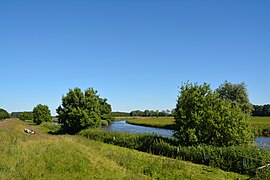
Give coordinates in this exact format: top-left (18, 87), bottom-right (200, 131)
top-left (10, 112), bottom-right (20, 118)
top-left (262, 104), bottom-right (270, 116)
top-left (19, 112), bottom-right (33, 121)
top-left (252, 104), bottom-right (270, 116)
top-left (57, 87), bottom-right (112, 134)
top-left (174, 82), bottom-right (253, 147)
top-left (216, 81), bottom-right (253, 115)
top-left (33, 104), bottom-right (52, 125)
top-left (144, 110), bottom-right (150, 117)
top-left (0, 108), bottom-right (10, 120)
top-left (99, 98), bottom-right (113, 122)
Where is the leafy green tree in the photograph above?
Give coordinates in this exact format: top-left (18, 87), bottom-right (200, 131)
top-left (57, 87), bottom-right (111, 134)
top-left (99, 98), bottom-right (113, 122)
top-left (174, 82), bottom-right (253, 146)
top-left (0, 108), bottom-right (10, 120)
top-left (216, 81), bottom-right (253, 115)
top-left (33, 104), bottom-right (52, 125)
top-left (19, 112), bottom-right (33, 121)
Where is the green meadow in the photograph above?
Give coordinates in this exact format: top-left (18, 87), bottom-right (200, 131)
top-left (0, 119), bottom-right (248, 179)
top-left (126, 117), bottom-right (175, 129)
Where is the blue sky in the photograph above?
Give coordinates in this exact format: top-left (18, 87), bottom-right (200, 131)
top-left (0, 0), bottom-right (269, 115)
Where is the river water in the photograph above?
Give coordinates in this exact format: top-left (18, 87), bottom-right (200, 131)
top-left (102, 120), bottom-right (270, 150)
top-left (102, 120), bottom-right (174, 138)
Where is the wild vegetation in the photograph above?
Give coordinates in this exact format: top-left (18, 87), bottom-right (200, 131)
top-left (253, 104), bottom-right (270, 116)
top-left (80, 128), bottom-right (270, 177)
top-left (1, 82), bottom-right (269, 179)
top-left (112, 109), bottom-right (173, 117)
top-left (251, 116), bottom-right (270, 136)
top-left (0, 108), bottom-right (9, 120)
top-left (0, 119), bottom-right (248, 179)
top-left (56, 87), bottom-right (113, 134)
top-left (18, 111), bottom-right (33, 121)
top-left (174, 81), bottom-right (253, 146)
top-left (33, 104), bottom-right (52, 125)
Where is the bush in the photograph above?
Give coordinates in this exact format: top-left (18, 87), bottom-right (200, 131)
top-left (40, 122), bottom-right (61, 132)
top-left (0, 108), bottom-right (10, 120)
top-left (18, 112), bottom-right (33, 121)
top-left (79, 129), bottom-right (270, 176)
top-left (101, 120), bottom-right (109, 126)
top-left (57, 87), bottom-right (113, 134)
top-left (33, 104), bottom-right (52, 125)
top-left (174, 82), bottom-right (253, 146)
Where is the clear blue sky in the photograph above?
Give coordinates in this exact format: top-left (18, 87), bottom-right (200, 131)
top-left (0, 0), bottom-right (269, 115)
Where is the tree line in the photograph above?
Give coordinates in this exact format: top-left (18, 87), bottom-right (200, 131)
top-left (130, 109), bottom-right (172, 117)
top-left (112, 110), bottom-right (173, 117)
top-left (253, 104), bottom-right (270, 116)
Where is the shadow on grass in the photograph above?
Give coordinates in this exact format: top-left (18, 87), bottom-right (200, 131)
top-left (48, 128), bottom-right (66, 135)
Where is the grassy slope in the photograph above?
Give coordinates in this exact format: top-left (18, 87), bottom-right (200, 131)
top-left (0, 119), bottom-right (248, 179)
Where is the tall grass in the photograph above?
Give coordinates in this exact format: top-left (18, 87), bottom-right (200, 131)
top-left (0, 119), bottom-right (248, 179)
top-left (80, 128), bottom-right (270, 176)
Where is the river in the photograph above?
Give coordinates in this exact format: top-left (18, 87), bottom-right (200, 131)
top-left (102, 120), bottom-right (174, 138)
top-left (102, 120), bottom-right (270, 150)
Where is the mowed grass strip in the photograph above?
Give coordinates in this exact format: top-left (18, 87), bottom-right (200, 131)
top-left (0, 119), bottom-right (248, 179)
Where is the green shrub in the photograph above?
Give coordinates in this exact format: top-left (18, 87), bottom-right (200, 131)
top-left (57, 87), bottom-right (113, 134)
top-left (79, 129), bottom-right (270, 176)
top-left (33, 104), bottom-right (52, 125)
top-left (101, 120), bottom-right (109, 126)
top-left (0, 108), bottom-right (10, 120)
top-left (41, 122), bottom-right (61, 132)
top-left (18, 112), bottom-right (33, 121)
top-left (174, 82), bottom-right (253, 146)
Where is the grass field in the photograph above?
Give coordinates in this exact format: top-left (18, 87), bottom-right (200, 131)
top-left (250, 117), bottom-right (270, 136)
top-left (126, 117), bottom-right (175, 129)
top-left (0, 119), bottom-right (248, 179)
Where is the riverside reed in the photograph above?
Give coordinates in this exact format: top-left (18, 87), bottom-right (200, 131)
top-left (80, 128), bottom-right (270, 177)
top-left (0, 119), bottom-right (247, 179)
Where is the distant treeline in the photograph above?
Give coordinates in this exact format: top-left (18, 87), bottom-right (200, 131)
top-left (112, 110), bottom-right (173, 117)
top-left (112, 112), bottom-right (130, 117)
top-left (10, 111), bottom-right (33, 120)
top-left (113, 104), bottom-right (270, 118)
top-left (253, 104), bottom-right (270, 116)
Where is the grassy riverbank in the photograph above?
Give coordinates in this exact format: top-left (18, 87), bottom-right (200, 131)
top-left (251, 117), bottom-right (270, 136)
top-left (126, 117), bottom-right (175, 129)
top-left (0, 119), bottom-right (248, 179)
top-left (251, 116), bottom-right (270, 128)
